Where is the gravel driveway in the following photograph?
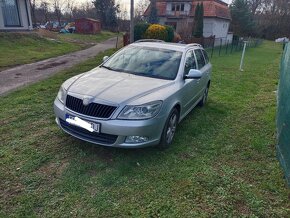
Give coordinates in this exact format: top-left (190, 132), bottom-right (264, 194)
top-left (0, 37), bottom-right (118, 96)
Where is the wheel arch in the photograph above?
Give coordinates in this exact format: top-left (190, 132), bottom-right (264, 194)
top-left (208, 80), bottom-right (211, 87)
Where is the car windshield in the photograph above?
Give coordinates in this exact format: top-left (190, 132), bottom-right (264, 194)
top-left (102, 45), bottom-right (182, 80)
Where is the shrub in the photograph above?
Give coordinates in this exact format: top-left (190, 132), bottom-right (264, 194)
top-left (173, 32), bottom-right (182, 42)
top-left (165, 25), bottom-right (174, 42)
top-left (144, 24), bottom-right (168, 41)
top-left (134, 22), bottom-right (150, 41)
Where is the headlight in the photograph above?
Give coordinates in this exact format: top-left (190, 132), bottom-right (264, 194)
top-left (118, 101), bottom-right (162, 120)
top-left (57, 86), bottom-right (66, 104)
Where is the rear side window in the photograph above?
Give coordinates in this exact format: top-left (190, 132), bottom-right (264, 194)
top-left (194, 49), bottom-right (206, 69)
top-left (202, 50), bottom-right (210, 64)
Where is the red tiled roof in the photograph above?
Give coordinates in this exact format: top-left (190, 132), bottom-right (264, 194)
top-left (144, 0), bottom-right (231, 20)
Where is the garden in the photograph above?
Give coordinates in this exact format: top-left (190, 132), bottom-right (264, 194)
top-left (1, 41), bottom-right (289, 217)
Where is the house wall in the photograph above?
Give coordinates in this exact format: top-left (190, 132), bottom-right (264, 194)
top-left (165, 2), bottom-right (191, 16)
top-left (203, 18), bottom-right (230, 38)
top-left (0, 0), bottom-right (32, 31)
top-left (159, 17), bottom-right (167, 26)
top-left (160, 17), bottom-right (229, 41)
top-left (160, 17), bottom-right (194, 35)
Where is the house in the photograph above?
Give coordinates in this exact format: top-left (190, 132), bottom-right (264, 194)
top-left (75, 18), bottom-right (101, 34)
top-left (0, 0), bottom-right (32, 31)
top-left (144, 0), bottom-right (231, 39)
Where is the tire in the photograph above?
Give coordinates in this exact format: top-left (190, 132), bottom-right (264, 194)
top-left (158, 108), bottom-right (179, 149)
top-left (198, 84), bottom-right (210, 107)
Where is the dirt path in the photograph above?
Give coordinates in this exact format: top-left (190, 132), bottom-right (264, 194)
top-left (0, 37), bottom-right (118, 96)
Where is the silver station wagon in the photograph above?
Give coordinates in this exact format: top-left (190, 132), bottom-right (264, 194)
top-left (54, 40), bottom-right (212, 148)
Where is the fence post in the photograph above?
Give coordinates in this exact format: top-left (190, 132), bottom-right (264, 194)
top-left (219, 38), bottom-right (222, 56)
top-left (239, 41), bottom-right (248, 71)
top-left (211, 39), bottom-right (214, 58)
top-left (231, 40), bottom-right (234, 53)
top-left (115, 31), bottom-right (119, 49)
top-left (226, 40), bottom-right (229, 55)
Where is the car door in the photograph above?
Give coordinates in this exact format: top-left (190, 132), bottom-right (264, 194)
top-left (201, 49), bottom-right (212, 82)
top-left (180, 50), bottom-right (201, 113)
top-left (194, 49), bottom-right (209, 96)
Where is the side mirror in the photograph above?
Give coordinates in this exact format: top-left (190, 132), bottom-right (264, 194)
top-left (103, 56), bottom-right (109, 62)
top-left (184, 69), bottom-right (202, 80)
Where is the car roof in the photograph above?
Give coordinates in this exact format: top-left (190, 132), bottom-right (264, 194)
top-left (131, 41), bottom-right (203, 52)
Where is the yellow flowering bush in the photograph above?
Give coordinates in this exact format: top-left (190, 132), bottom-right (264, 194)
top-left (144, 24), bottom-right (168, 41)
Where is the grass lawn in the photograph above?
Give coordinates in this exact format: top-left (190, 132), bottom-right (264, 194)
top-left (58, 31), bottom-right (119, 44)
top-left (1, 42), bottom-right (290, 217)
top-left (0, 31), bottom-right (119, 71)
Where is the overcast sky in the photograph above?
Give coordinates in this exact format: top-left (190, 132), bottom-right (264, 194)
top-left (118, 0), bottom-right (232, 11)
top-left (75, 0), bottom-right (232, 11)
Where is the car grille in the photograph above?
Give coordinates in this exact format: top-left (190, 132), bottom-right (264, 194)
top-left (66, 95), bottom-right (117, 119)
top-left (59, 119), bottom-right (118, 145)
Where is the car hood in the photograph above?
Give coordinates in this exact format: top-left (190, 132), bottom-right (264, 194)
top-left (67, 67), bottom-right (174, 105)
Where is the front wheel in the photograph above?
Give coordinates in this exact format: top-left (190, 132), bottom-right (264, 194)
top-left (198, 85), bottom-right (209, 107)
top-left (158, 108), bottom-right (179, 149)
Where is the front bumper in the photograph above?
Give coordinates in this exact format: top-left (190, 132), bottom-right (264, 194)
top-left (54, 98), bottom-right (167, 148)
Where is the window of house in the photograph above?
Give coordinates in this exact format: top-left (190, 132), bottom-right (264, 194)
top-left (181, 4), bottom-right (185, 11)
top-left (171, 4), bottom-right (175, 11)
top-left (171, 3), bottom-right (185, 12)
top-left (1, 0), bottom-right (21, 27)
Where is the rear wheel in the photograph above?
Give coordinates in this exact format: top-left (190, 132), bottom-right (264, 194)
top-left (198, 84), bottom-right (210, 107)
top-left (158, 108), bottom-right (179, 149)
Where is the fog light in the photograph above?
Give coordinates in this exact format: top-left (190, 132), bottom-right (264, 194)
top-left (125, 136), bottom-right (149, 144)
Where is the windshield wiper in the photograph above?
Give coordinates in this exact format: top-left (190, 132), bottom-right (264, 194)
top-left (129, 72), bottom-right (172, 80)
top-left (101, 65), bottom-right (116, 71)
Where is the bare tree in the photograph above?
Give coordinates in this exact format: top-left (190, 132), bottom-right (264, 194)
top-left (253, 0), bottom-right (290, 38)
top-left (39, 1), bottom-right (50, 23)
top-left (135, 0), bottom-right (149, 22)
top-left (130, 0), bottom-right (134, 43)
top-left (65, 0), bottom-right (75, 22)
top-left (247, 0), bottom-right (264, 14)
top-left (52, 0), bottom-right (64, 26)
top-left (30, 0), bottom-right (36, 25)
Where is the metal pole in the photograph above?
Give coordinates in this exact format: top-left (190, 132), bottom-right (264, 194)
top-left (115, 30), bottom-right (119, 49)
top-left (225, 40), bottom-right (229, 54)
top-left (231, 39), bottom-right (234, 53)
top-left (239, 41), bottom-right (248, 71)
top-left (130, 0), bottom-right (134, 43)
top-left (219, 38), bottom-right (222, 56)
top-left (211, 41), bottom-right (214, 58)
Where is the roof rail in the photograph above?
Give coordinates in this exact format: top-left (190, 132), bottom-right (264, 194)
top-left (134, 39), bottom-right (165, 43)
top-left (186, 43), bottom-right (203, 48)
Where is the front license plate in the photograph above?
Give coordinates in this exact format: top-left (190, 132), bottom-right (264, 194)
top-left (65, 114), bottom-right (100, 133)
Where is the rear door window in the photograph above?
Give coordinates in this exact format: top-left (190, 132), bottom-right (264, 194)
top-left (202, 50), bottom-right (210, 64)
top-left (194, 49), bottom-right (206, 70)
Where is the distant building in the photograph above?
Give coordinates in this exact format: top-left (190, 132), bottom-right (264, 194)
top-left (75, 18), bottom-right (101, 35)
top-left (0, 0), bottom-right (32, 31)
top-left (144, 0), bottom-right (231, 39)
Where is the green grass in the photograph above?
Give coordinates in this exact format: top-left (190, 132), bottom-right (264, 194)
top-left (0, 31), bottom-right (118, 71)
top-left (58, 31), bottom-right (119, 44)
top-left (0, 42), bottom-right (289, 217)
top-left (0, 33), bottom-right (81, 71)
